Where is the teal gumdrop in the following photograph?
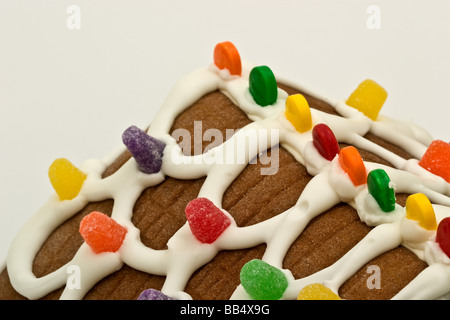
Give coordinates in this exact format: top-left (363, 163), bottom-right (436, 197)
top-left (367, 169), bottom-right (396, 212)
top-left (249, 66), bottom-right (278, 106)
top-left (240, 259), bottom-right (288, 300)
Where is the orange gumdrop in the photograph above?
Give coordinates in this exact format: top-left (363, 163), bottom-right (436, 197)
top-left (339, 146), bottom-right (367, 186)
top-left (79, 211), bottom-right (127, 254)
top-left (419, 140), bottom-right (450, 183)
top-left (213, 41), bottom-right (242, 76)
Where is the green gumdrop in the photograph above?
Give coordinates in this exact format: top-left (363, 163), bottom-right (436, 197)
top-left (367, 169), bottom-right (396, 212)
top-left (240, 259), bottom-right (288, 300)
top-left (249, 66), bottom-right (278, 106)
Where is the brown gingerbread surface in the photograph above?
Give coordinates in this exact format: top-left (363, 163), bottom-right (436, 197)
top-left (0, 84), bottom-right (427, 300)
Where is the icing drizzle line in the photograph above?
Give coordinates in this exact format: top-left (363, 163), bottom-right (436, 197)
top-left (6, 61), bottom-right (450, 300)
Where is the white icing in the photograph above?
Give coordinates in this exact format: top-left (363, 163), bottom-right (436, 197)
top-left (5, 60), bottom-right (450, 300)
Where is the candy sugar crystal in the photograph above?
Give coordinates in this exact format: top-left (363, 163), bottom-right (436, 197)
top-left (185, 197), bottom-right (231, 244)
top-left (137, 289), bottom-right (175, 300)
top-left (346, 79), bottom-right (387, 121)
top-left (297, 283), bottom-right (341, 300)
top-left (79, 211), bottom-right (127, 254)
top-left (48, 158), bottom-right (87, 201)
top-left (122, 125), bottom-right (165, 174)
top-left (240, 259), bottom-right (288, 300)
top-left (419, 140), bottom-right (450, 183)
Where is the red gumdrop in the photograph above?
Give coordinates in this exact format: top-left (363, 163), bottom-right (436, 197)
top-left (419, 140), bottom-right (450, 183)
top-left (79, 211), bottom-right (127, 254)
top-left (436, 217), bottom-right (450, 258)
top-left (312, 124), bottom-right (340, 161)
top-left (185, 198), bottom-right (231, 244)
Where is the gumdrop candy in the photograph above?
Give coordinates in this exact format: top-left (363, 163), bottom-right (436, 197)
top-left (249, 66), bottom-right (278, 107)
top-left (240, 259), bottom-right (288, 300)
top-left (48, 158), bottom-right (87, 201)
top-left (297, 283), bottom-right (341, 300)
top-left (312, 123), bottom-right (340, 161)
top-left (346, 79), bottom-right (388, 121)
top-left (137, 289), bottom-right (175, 300)
top-left (79, 211), bottom-right (127, 254)
top-left (185, 197), bottom-right (231, 244)
top-left (213, 41), bottom-right (242, 76)
top-left (285, 94), bottom-right (312, 133)
top-left (367, 169), bottom-right (396, 212)
top-left (405, 193), bottom-right (437, 231)
top-left (339, 146), bottom-right (367, 186)
top-left (418, 140), bottom-right (450, 183)
top-left (436, 217), bottom-right (450, 258)
top-left (122, 125), bottom-right (165, 174)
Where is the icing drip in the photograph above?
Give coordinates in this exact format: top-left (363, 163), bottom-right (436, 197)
top-left (6, 62), bottom-right (450, 300)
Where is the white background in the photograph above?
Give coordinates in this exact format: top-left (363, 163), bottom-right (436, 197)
top-left (0, 0), bottom-right (449, 267)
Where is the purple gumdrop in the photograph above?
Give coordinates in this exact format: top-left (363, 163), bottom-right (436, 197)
top-left (122, 125), bottom-right (165, 174)
top-left (137, 289), bottom-right (175, 300)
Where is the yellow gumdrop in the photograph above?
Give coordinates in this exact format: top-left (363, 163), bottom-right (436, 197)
top-left (297, 283), bottom-right (341, 300)
top-left (285, 94), bottom-right (312, 133)
top-left (346, 79), bottom-right (387, 121)
top-left (48, 158), bottom-right (87, 201)
top-left (405, 193), bottom-right (437, 230)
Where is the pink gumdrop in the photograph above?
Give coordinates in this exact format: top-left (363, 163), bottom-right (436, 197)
top-left (185, 198), bottom-right (231, 244)
top-left (79, 211), bottom-right (127, 254)
top-left (419, 140), bottom-right (450, 183)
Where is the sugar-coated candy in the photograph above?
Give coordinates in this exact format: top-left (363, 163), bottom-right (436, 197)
top-left (122, 125), bottom-right (165, 174)
top-left (437, 217), bottom-right (450, 258)
top-left (79, 211), bottom-right (127, 254)
top-left (418, 140), bottom-right (450, 183)
top-left (312, 123), bottom-right (340, 161)
top-left (339, 146), bottom-right (367, 186)
top-left (346, 79), bottom-right (387, 121)
top-left (48, 158), bottom-right (87, 201)
top-left (285, 94), bottom-right (312, 133)
top-left (185, 197), bottom-right (231, 244)
top-left (405, 193), bottom-right (437, 231)
top-left (297, 283), bottom-right (341, 300)
top-left (240, 259), bottom-right (288, 300)
top-left (367, 169), bottom-right (396, 212)
top-left (213, 41), bottom-right (242, 76)
top-left (249, 66), bottom-right (278, 107)
top-left (137, 289), bottom-right (175, 300)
